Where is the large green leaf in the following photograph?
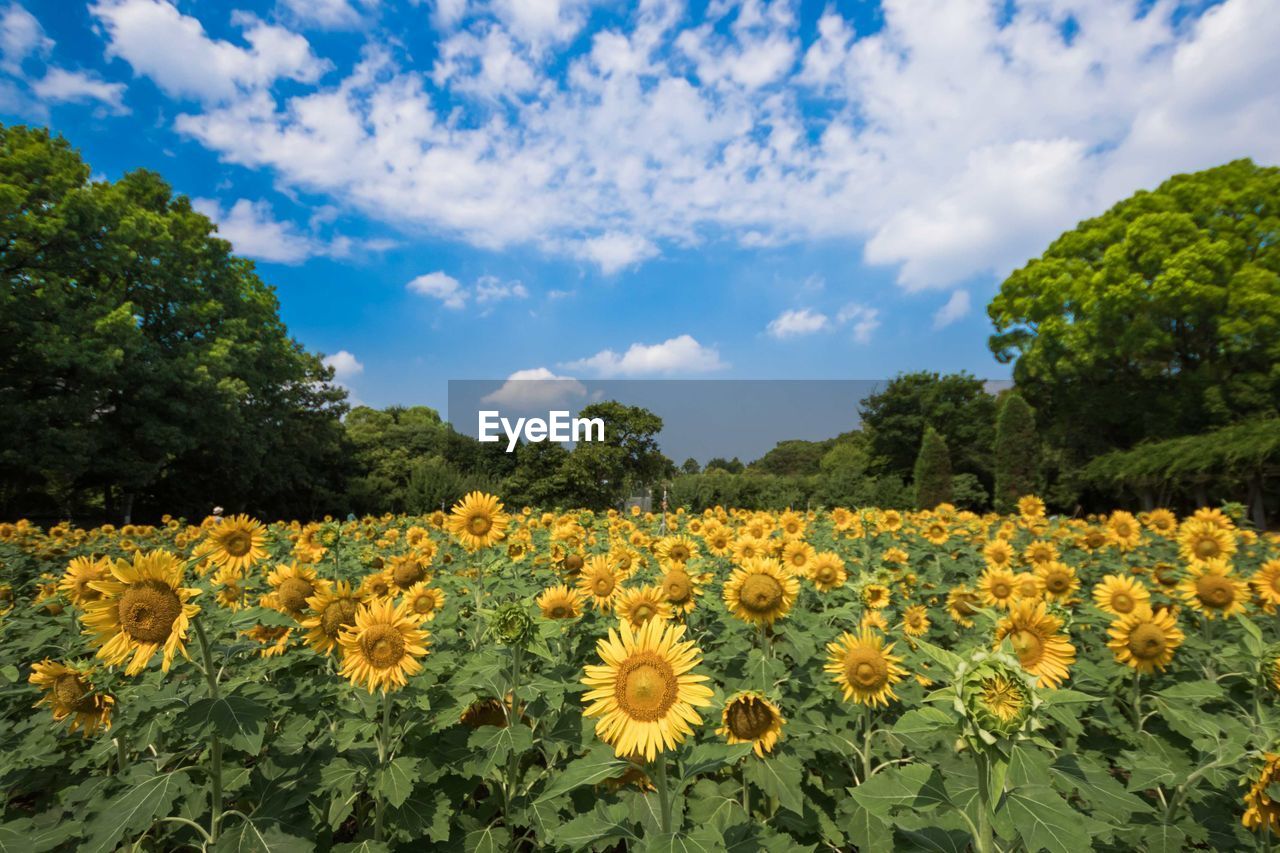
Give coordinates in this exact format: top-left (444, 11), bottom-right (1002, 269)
top-left (850, 764), bottom-right (934, 817)
top-left (83, 769), bottom-right (194, 853)
top-left (743, 754), bottom-right (805, 816)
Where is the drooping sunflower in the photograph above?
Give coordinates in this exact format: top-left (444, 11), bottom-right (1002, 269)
top-left (807, 552), bottom-right (847, 592)
top-left (718, 691), bottom-right (784, 756)
top-left (1243, 753), bottom-right (1280, 835)
top-left (446, 491), bottom-right (510, 551)
top-left (1092, 574), bottom-right (1150, 618)
top-left (243, 624), bottom-right (292, 658)
top-left (581, 619), bottom-right (715, 761)
top-left (29, 660), bottom-right (114, 736)
top-left (402, 582), bottom-right (446, 621)
top-left (212, 565), bottom-right (248, 611)
top-left (994, 599), bottom-right (1076, 689)
top-left (1178, 561), bottom-right (1248, 620)
top-left (81, 550), bottom-right (202, 675)
top-left (261, 562), bottom-right (331, 618)
top-left (578, 555), bottom-right (621, 612)
top-left (902, 604), bottom-right (931, 637)
top-left (978, 567), bottom-right (1018, 610)
top-left (536, 584), bottom-right (584, 620)
top-left (615, 584), bottom-right (674, 629)
top-left (824, 628), bottom-right (906, 707)
top-left (300, 581), bottom-right (362, 655)
top-left (723, 558), bottom-right (800, 627)
top-left (946, 586), bottom-right (980, 627)
top-left (1035, 560), bottom-right (1079, 603)
top-left (203, 515), bottom-right (269, 573)
top-left (59, 556), bottom-right (110, 607)
top-left (337, 598), bottom-right (431, 694)
top-left (1106, 607), bottom-right (1184, 674)
top-left (1178, 520), bottom-right (1236, 566)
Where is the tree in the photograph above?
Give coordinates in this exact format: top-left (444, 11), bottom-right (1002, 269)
top-left (992, 392), bottom-right (1041, 514)
top-left (913, 426), bottom-right (952, 509)
top-left (680, 458), bottom-right (701, 475)
top-left (750, 439), bottom-right (832, 476)
top-left (559, 402), bottom-right (667, 509)
top-left (860, 372), bottom-right (996, 485)
top-left (989, 159), bottom-right (1280, 463)
top-left (705, 457), bottom-right (745, 474)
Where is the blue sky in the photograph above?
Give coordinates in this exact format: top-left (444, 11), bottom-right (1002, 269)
top-left (2, 0), bottom-right (1276, 413)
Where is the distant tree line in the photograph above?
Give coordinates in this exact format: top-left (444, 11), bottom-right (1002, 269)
top-left (2, 125), bottom-right (1276, 523)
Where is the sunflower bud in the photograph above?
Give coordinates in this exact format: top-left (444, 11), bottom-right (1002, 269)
top-left (489, 600), bottom-right (536, 647)
top-left (956, 650), bottom-right (1039, 743)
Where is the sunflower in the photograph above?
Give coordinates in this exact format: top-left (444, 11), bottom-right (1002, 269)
top-left (656, 535), bottom-right (699, 566)
top-left (983, 539), bottom-right (1015, 570)
top-left (615, 584), bottom-right (674, 629)
top-left (807, 552), bottom-right (847, 592)
top-left (731, 536), bottom-right (769, 563)
top-left (446, 491), bottom-right (510, 551)
top-left (862, 583), bottom-right (892, 610)
top-left (578, 555), bottom-right (621, 612)
top-left (81, 550), bottom-right (202, 675)
top-left (402, 582), bottom-right (446, 621)
top-left (976, 673), bottom-right (1030, 729)
top-left (211, 565), bottom-right (248, 611)
top-left (1012, 572), bottom-right (1042, 601)
top-left (359, 570), bottom-right (395, 601)
top-left (59, 556), bottom-right (110, 607)
top-left (337, 598), bottom-right (431, 694)
top-left (1035, 561), bottom-right (1079, 603)
top-left (946, 586), bottom-right (980, 627)
top-left (824, 628), bottom-right (905, 707)
top-left (781, 540), bottom-right (817, 575)
top-left (994, 599), bottom-right (1075, 688)
top-left (1017, 495), bottom-right (1046, 520)
top-left (300, 581), bottom-right (362, 655)
top-left (581, 620), bottom-right (714, 761)
top-left (718, 691), bottom-right (784, 756)
top-left (1142, 508), bottom-right (1178, 536)
top-left (1249, 559), bottom-right (1280, 611)
top-left (978, 567), bottom-right (1018, 610)
top-left (723, 558), bottom-right (800, 627)
top-left (1178, 520), bottom-right (1236, 566)
top-left (1243, 754), bottom-right (1280, 835)
top-left (1106, 511), bottom-right (1143, 551)
top-left (1106, 607), bottom-right (1184, 674)
top-left (1092, 574), bottom-right (1150, 618)
top-left (921, 519), bottom-right (949, 545)
top-left (261, 562), bottom-right (331, 618)
top-left (902, 604), bottom-right (931, 637)
top-left (1178, 562), bottom-right (1247, 620)
top-left (244, 624), bottom-right (292, 657)
top-left (536, 584), bottom-right (584, 620)
top-left (659, 565), bottom-right (702, 613)
top-left (388, 554), bottom-right (431, 591)
top-left (203, 515), bottom-right (269, 573)
top-left (29, 660), bottom-right (114, 736)
top-left (1024, 540), bottom-right (1059, 567)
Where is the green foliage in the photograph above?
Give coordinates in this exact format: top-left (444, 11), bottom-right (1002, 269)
top-left (913, 426), bottom-right (952, 509)
top-left (992, 392), bottom-right (1041, 513)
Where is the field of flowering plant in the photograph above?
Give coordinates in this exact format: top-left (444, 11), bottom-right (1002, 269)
top-left (1, 495), bottom-right (1279, 852)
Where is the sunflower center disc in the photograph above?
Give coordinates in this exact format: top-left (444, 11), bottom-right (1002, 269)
top-left (1111, 592), bottom-right (1134, 613)
top-left (740, 574), bottom-right (783, 612)
top-left (1011, 629), bottom-right (1043, 662)
top-left (617, 656), bottom-right (677, 721)
top-left (393, 561), bottom-right (425, 587)
top-left (663, 572), bottom-right (691, 602)
top-left (817, 568), bottom-right (835, 584)
top-left (993, 582), bottom-right (1010, 599)
top-left (631, 604), bottom-right (655, 623)
top-left (1195, 539), bottom-right (1219, 559)
top-left (550, 606), bottom-right (567, 618)
top-left (1197, 575), bottom-right (1233, 607)
top-left (53, 673), bottom-right (87, 707)
top-left (468, 515), bottom-right (493, 535)
top-left (413, 594), bottom-right (435, 615)
top-left (845, 649), bottom-right (887, 688)
top-left (564, 554), bottom-right (584, 572)
top-left (362, 625), bottom-right (406, 668)
top-left (279, 577), bottom-right (315, 613)
top-left (728, 697), bottom-right (774, 739)
top-left (593, 576), bottom-right (615, 595)
top-left (321, 599), bottom-right (358, 635)
top-left (1046, 573), bottom-right (1069, 593)
top-left (118, 582), bottom-right (183, 643)
top-left (1128, 623), bottom-right (1166, 659)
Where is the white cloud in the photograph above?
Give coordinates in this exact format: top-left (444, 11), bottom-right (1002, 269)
top-left (105, 0), bottom-right (1280, 294)
top-left (323, 349), bottom-right (364, 382)
top-left (0, 3), bottom-right (50, 73)
top-left (932, 290), bottom-right (971, 329)
top-left (278, 0), bottom-right (372, 30)
top-left (407, 271), bottom-right (468, 309)
top-left (32, 67), bottom-right (127, 113)
top-left (193, 197), bottom-right (385, 264)
top-left (475, 275), bottom-right (529, 303)
top-left (837, 303), bottom-right (880, 344)
top-left (562, 334), bottom-right (727, 377)
top-left (90, 0), bottom-right (328, 103)
top-left (481, 367), bottom-right (587, 408)
top-left (766, 307), bottom-right (829, 339)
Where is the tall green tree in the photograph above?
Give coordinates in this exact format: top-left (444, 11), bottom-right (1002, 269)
top-left (992, 392), bottom-right (1041, 514)
top-left (913, 426), bottom-right (953, 509)
top-left (989, 159), bottom-right (1280, 462)
top-left (559, 402), bottom-right (667, 509)
top-left (860, 372), bottom-right (996, 483)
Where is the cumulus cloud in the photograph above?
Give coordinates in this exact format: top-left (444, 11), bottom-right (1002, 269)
top-left (278, 0), bottom-right (374, 30)
top-left (0, 3), bottom-right (50, 73)
top-left (83, 0), bottom-right (1280, 291)
top-left (837, 303), bottom-right (880, 345)
top-left (474, 275), bottom-right (528, 303)
top-left (561, 334), bottom-right (727, 377)
top-left (32, 67), bottom-right (127, 113)
top-left (192, 197), bottom-right (388, 264)
top-left (766, 308), bottom-right (829, 339)
top-left (932, 290), bottom-right (971, 329)
top-left (481, 367), bottom-right (587, 408)
top-left (407, 271), bottom-right (468, 309)
top-left (323, 349), bottom-right (364, 381)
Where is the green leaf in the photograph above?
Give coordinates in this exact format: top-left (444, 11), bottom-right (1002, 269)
top-left (84, 770), bottom-right (193, 853)
top-left (374, 756), bottom-right (419, 808)
top-left (1004, 785), bottom-right (1099, 853)
top-left (841, 800), bottom-right (893, 853)
top-left (393, 789), bottom-right (452, 844)
top-left (184, 694), bottom-right (271, 754)
top-left (743, 754), bottom-right (805, 816)
top-left (892, 707), bottom-right (954, 746)
top-left (898, 827), bottom-right (970, 853)
top-left (850, 764), bottom-right (934, 817)
top-left (534, 743), bottom-right (630, 803)
top-left (213, 818), bottom-right (313, 853)
top-left (911, 639), bottom-right (964, 675)
top-left (640, 825), bottom-right (726, 853)
top-left (552, 805), bottom-right (636, 848)
top-left (679, 742), bottom-right (753, 782)
top-left (465, 825), bottom-right (511, 853)
top-left (1155, 680), bottom-right (1224, 702)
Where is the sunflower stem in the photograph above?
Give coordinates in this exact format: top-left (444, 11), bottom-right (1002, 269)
top-left (503, 644), bottom-right (524, 826)
top-left (653, 756), bottom-right (673, 834)
top-left (374, 690), bottom-right (394, 842)
top-left (1131, 672), bottom-right (1142, 733)
top-left (740, 763), bottom-right (750, 816)
top-left (973, 751), bottom-right (997, 853)
top-left (192, 617), bottom-right (223, 844)
top-left (114, 736), bottom-right (127, 774)
top-left (861, 706), bottom-right (875, 782)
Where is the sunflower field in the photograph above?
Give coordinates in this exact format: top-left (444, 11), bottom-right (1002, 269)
top-left (1, 495), bottom-right (1279, 852)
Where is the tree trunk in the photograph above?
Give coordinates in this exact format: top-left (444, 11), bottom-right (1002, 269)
top-left (121, 492), bottom-right (134, 525)
top-left (1193, 481), bottom-right (1209, 510)
top-left (1247, 472), bottom-right (1267, 531)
